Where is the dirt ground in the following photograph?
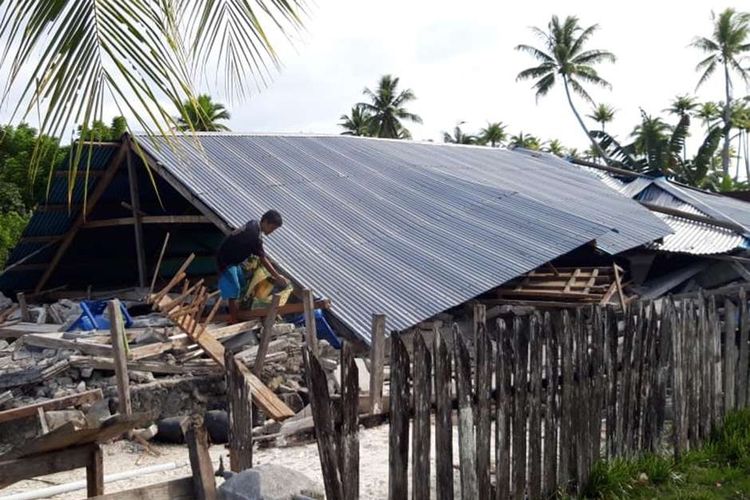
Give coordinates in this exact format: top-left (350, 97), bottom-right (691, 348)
top-left (2, 422), bottom-right (465, 499)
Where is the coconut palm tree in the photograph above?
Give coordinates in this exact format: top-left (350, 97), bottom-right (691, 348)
top-left (544, 139), bottom-right (567, 157)
top-left (479, 122), bottom-right (508, 147)
top-left (176, 94), bottom-right (231, 131)
top-left (443, 122), bottom-right (477, 144)
top-left (508, 132), bottom-right (541, 151)
top-left (0, 1), bottom-right (304, 194)
top-left (665, 95), bottom-right (699, 118)
top-left (692, 8), bottom-right (750, 175)
top-left (358, 75), bottom-right (422, 139)
top-left (630, 112), bottom-right (672, 157)
top-left (339, 106), bottom-right (373, 136)
top-left (696, 101), bottom-right (723, 129)
top-left (516, 15), bottom-right (616, 160)
top-left (587, 104), bottom-right (616, 131)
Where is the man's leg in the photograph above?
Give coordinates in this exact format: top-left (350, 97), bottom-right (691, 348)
top-left (227, 299), bottom-right (240, 324)
top-left (219, 265), bottom-right (242, 324)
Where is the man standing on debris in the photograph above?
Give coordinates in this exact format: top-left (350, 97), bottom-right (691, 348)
top-left (217, 210), bottom-right (289, 324)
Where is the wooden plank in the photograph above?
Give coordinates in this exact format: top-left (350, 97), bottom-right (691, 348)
top-left (226, 352), bottom-right (253, 472)
top-left (341, 343), bottom-right (360, 500)
top-left (35, 142), bottom-right (128, 293)
top-left (739, 288), bottom-right (750, 408)
top-left (151, 254), bottom-right (196, 305)
top-left (302, 289), bottom-right (319, 356)
top-left (511, 317), bottom-right (528, 499)
top-left (90, 476), bottom-right (194, 500)
top-left (109, 300), bottom-right (132, 418)
top-left (0, 389), bottom-right (103, 424)
top-left (527, 314), bottom-right (543, 499)
top-left (495, 318), bottom-right (511, 500)
top-left (126, 148), bottom-right (147, 287)
top-left (69, 355), bottom-right (221, 375)
top-left (475, 323), bottom-right (491, 500)
top-left (87, 444), bottom-right (104, 497)
top-left (37, 407), bottom-right (49, 434)
top-left (23, 333), bottom-right (113, 357)
top-left (542, 312), bottom-right (558, 496)
top-left (81, 215), bottom-right (211, 228)
top-left (559, 311), bottom-right (574, 484)
top-left (434, 324), bottom-right (454, 500)
top-left (213, 299), bottom-right (332, 321)
top-left (253, 294), bottom-right (281, 377)
top-left (0, 444), bottom-right (96, 489)
top-left (613, 265), bottom-right (626, 311)
top-left (389, 334), bottom-right (410, 500)
top-left (453, 325), bottom-right (478, 499)
top-left (496, 289), bottom-right (602, 300)
top-left (128, 341), bottom-right (172, 361)
top-left (184, 416), bottom-right (217, 500)
top-left (583, 269), bottom-right (600, 294)
top-left (304, 349), bottom-right (343, 500)
top-left (412, 333), bottom-right (431, 500)
top-left (16, 292), bottom-right (30, 322)
top-left (563, 268), bottom-right (582, 293)
top-left (724, 299), bottom-right (738, 413)
top-left (369, 314), bottom-right (387, 415)
top-left (149, 232), bottom-right (171, 295)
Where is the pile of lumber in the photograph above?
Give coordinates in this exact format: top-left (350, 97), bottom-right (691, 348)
top-left (495, 264), bottom-right (628, 306)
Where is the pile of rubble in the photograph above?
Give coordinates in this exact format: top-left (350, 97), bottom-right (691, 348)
top-left (0, 290), bottom-right (342, 452)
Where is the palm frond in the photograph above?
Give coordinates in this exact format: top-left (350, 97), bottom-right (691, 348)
top-left (695, 59), bottom-right (718, 90)
top-left (690, 36), bottom-right (720, 52)
top-left (516, 63), bottom-right (555, 81)
top-left (532, 73), bottom-right (556, 100)
top-left (568, 78), bottom-right (595, 105)
top-left (572, 49), bottom-right (616, 65)
top-left (514, 44), bottom-right (554, 63)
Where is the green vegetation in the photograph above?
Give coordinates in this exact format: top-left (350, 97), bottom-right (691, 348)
top-left (356, 75), bottom-right (423, 139)
top-left (574, 409), bottom-right (750, 499)
top-left (176, 95), bottom-right (232, 132)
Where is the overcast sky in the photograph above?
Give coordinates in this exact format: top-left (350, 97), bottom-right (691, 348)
top-left (1, 0), bottom-right (747, 155)
top-left (218, 0), bottom-right (745, 153)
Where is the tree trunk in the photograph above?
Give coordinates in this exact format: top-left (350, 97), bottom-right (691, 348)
top-left (722, 62), bottom-right (732, 175)
top-left (563, 77), bottom-right (611, 164)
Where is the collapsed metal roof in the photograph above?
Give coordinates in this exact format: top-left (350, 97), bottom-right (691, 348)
top-left (134, 134), bottom-right (670, 341)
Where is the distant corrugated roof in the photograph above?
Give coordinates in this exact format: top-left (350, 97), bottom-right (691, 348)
top-left (135, 134), bottom-right (670, 342)
top-left (594, 174), bottom-right (750, 255)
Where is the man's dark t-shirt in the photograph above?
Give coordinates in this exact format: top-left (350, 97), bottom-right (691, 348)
top-left (216, 220), bottom-right (265, 270)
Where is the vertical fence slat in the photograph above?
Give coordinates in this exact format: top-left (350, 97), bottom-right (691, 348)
top-left (590, 306), bottom-right (604, 470)
top-left (605, 307), bottom-right (617, 459)
top-left (559, 311), bottom-right (573, 489)
top-left (434, 324), bottom-right (454, 500)
top-left (574, 309), bottom-right (587, 490)
top-left (655, 299), bottom-right (671, 451)
top-left (304, 348), bottom-right (344, 500)
top-left (617, 307), bottom-right (632, 456)
top-left (699, 296), bottom-right (712, 440)
top-left (341, 343), bottom-right (360, 500)
top-left (412, 333), bottom-right (431, 500)
top-left (528, 313), bottom-right (543, 499)
top-left (672, 298), bottom-right (687, 458)
top-left (495, 319), bottom-right (511, 500)
top-left (225, 351), bottom-right (253, 472)
top-left (725, 299), bottom-right (738, 413)
top-left (542, 312), bottom-right (558, 496)
top-left (627, 306), bottom-right (643, 454)
top-left (476, 323), bottom-right (492, 500)
top-left (389, 334), bottom-right (410, 500)
top-left (739, 288), bottom-right (750, 409)
top-left (512, 317), bottom-right (529, 499)
top-left (709, 296), bottom-right (722, 428)
top-left (453, 325), bottom-right (478, 499)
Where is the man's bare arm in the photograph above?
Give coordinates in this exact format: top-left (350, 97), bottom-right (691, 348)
top-left (260, 255), bottom-right (288, 284)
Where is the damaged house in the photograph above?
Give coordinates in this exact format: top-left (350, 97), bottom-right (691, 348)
top-left (0, 134), bottom-right (681, 344)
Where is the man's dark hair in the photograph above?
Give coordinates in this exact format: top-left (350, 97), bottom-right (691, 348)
top-left (261, 209), bottom-right (283, 227)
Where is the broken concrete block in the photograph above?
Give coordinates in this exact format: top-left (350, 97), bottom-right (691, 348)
top-left (253, 464), bottom-right (323, 500)
top-left (129, 370), bottom-right (155, 383)
top-left (80, 367), bottom-right (94, 378)
top-left (45, 410), bottom-right (86, 431)
top-left (218, 469), bottom-right (262, 500)
top-left (85, 398), bottom-right (111, 428)
top-left (132, 423), bottom-right (158, 441)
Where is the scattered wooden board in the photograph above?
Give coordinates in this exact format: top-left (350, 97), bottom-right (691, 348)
top-left (0, 389), bottom-right (102, 424)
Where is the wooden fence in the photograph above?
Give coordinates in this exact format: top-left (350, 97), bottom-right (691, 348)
top-left (304, 287), bottom-right (750, 500)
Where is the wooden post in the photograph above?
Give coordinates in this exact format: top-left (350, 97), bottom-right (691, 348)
top-left (304, 349), bottom-right (343, 500)
top-left (369, 314), bottom-right (387, 415)
top-left (475, 323), bottom-right (491, 500)
top-left (559, 311), bottom-right (574, 485)
top-left (16, 292), bottom-right (29, 322)
top-left (340, 343), bottom-right (360, 500)
top-left (253, 293), bottom-right (281, 377)
top-left (149, 232), bottom-right (170, 295)
top-left (86, 444), bottom-right (104, 497)
top-left (434, 323), bottom-right (454, 500)
top-left (739, 288), bottom-right (750, 408)
top-left (725, 299), bottom-right (738, 412)
top-left (126, 147), bottom-right (147, 288)
top-left (302, 289), bottom-right (319, 356)
top-left (108, 300), bottom-right (131, 417)
top-left (495, 319), bottom-right (511, 500)
top-left (412, 333), bottom-right (432, 500)
top-left (511, 316), bottom-right (529, 499)
top-left (37, 407), bottom-right (49, 435)
top-left (453, 325), bottom-right (478, 499)
top-left (226, 351), bottom-right (253, 472)
top-left (527, 313), bottom-right (543, 499)
top-left (389, 334), bottom-right (410, 500)
top-left (542, 313), bottom-right (558, 496)
top-left (185, 416), bottom-right (217, 500)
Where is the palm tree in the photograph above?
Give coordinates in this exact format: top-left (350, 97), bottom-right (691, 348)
top-left (479, 122), bottom-right (508, 147)
top-left (508, 132), bottom-right (541, 151)
top-left (358, 75), bottom-right (422, 139)
top-left (0, 1), bottom-right (304, 196)
top-left (544, 139), bottom-right (566, 157)
top-left (692, 8), bottom-right (750, 175)
top-left (587, 104), bottom-right (616, 131)
top-left (443, 122), bottom-right (477, 144)
top-left (339, 106), bottom-right (372, 136)
top-left (665, 95), bottom-right (699, 117)
top-left (630, 111), bottom-right (672, 156)
top-left (696, 101), bottom-right (722, 129)
top-left (176, 94), bottom-right (231, 131)
top-left (516, 15), bottom-right (616, 160)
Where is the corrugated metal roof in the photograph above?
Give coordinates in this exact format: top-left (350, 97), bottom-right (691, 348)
top-left (647, 212), bottom-right (747, 254)
top-left (135, 134), bottom-right (670, 342)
